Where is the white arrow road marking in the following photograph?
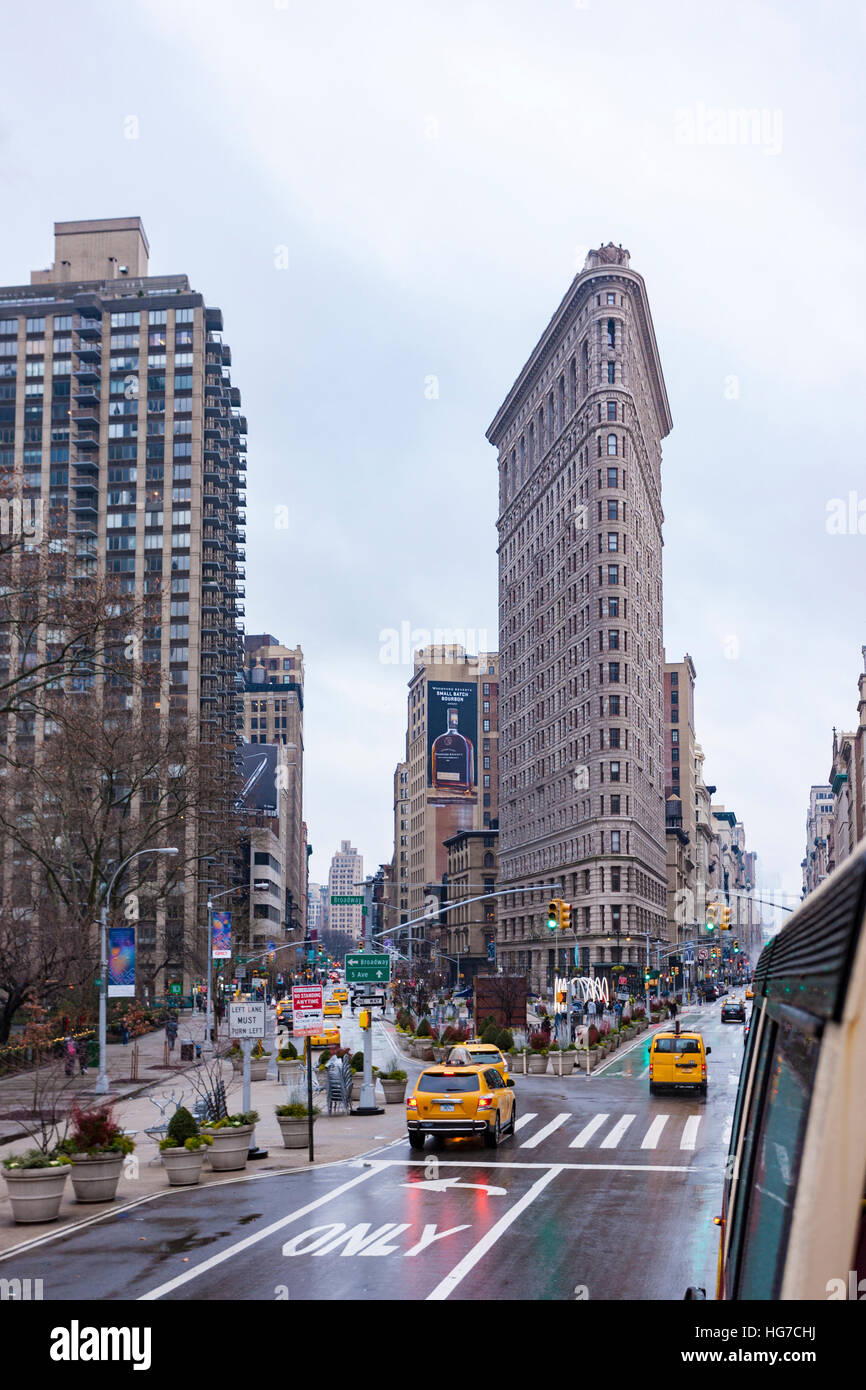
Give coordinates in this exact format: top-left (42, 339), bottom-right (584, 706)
top-left (401, 1178), bottom-right (507, 1196)
top-left (513, 1112), bottom-right (537, 1133)
top-left (600, 1114), bottom-right (636, 1148)
top-left (722, 1113), bottom-right (733, 1147)
top-left (681, 1116), bottom-right (702, 1151)
top-left (640, 1115), bottom-right (670, 1149)
top-left (138, 1163), bottom-right (383, 1300)
top-left (426, 1165), bottom-right (564, 1301)
top-left (729, 1073), bottom-right (739, 1085)
top-left (570, 1113), bottom-right (609, 1148)
top-left (520, 1112), bottom-right (570, 1149)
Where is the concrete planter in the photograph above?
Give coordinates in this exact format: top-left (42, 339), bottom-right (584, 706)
top-left (413, 1041), bottom-right (434, 1061)
top-left (550, 1051), bottom-right (577, 1076)
top-left (277, 1060), bottom-right (302, 1083)
top-left (202, 1124), bottom-right (253, 1172)
top-left (3, 1165), bottom-right (69, 1223)
top-left (249, 1059), bottom-right (270, 1082)
top-left (351, 1074), bottom-right (364, 1101)
top-left (68, 1152), bottom-right (125, 1204)
top-left (161, 1147), bottom-right (206, 1187)
top-left (432, 1047), bottom-right (448, 1063)
top-left (380, 1079), bottom-right (407, 1104)
top-left (277, 1115), bottom-right (314, 1149)
top-left (527, 1053), bottom-right (548, 1074)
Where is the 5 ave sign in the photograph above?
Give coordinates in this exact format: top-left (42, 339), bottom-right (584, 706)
top-left (345, 954), bottom-right (391, 984)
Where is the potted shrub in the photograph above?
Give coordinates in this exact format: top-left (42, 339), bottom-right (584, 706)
top-left (249, 1041), bottom-right (271, 1081)
top-left (159, 1107), bottom-right (213, 1186)
top-left (226, 1043), bottom-right (244, 1074)
top-left (276, 1040), bottom-right (300, 1082)
top-left (378, 1068), bottom-right (408, 1104)
top-left (2, 1149), bottom-right (70, 1224)
top-left (527, 1032), bottom-right (549, 1074)
top-left (60, 1103), bottom-right (134, 1204)
top-left (349, 1052), bottom-right (378, 1100)
top-left (275, 1102), bottom-right (319, 1149)
top-left (413, 1017), bottom-right (434, 1061)
top-left (201, 1110), bottom-right (259, 1171)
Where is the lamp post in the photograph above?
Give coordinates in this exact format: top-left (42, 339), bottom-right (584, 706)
top-left (203, 887), bottom-right (236, 1059)
top-left (96, 846), bottom-right (179, 1096)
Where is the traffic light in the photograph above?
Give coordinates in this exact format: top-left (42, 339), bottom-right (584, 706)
top-left (720, 906), bottom-right (732, 929)
top-left (547, 899), bottom-right (561, 932)
top-left (358, 1009), bottom-right (371, 1030)
top-left (705, 903), bottom-right (719, 931)
top-left (733, 940), bottom-right (740, 953)
top-left (556, 989), bottom-right (567, 1005)
top-left (560, 901), bottom-right (572, 932)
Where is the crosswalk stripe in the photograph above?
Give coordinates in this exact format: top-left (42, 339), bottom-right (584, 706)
top-left (520, 1112), bottom-right (571, 1149)
top-left (600, 1114), bottom-right (636, 1149)
top-left (570, 1114), bottom-right (609, 1148)
top-left (640, 1115), bottom-right (669, 1149)
top-left (513, 1112), bottom-right (537, 1133)
top-left (681, 1116), bottom-right (702, 1151)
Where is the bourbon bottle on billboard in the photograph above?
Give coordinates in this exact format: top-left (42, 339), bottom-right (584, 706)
top-left (431, 707), bottom-right (474, 794)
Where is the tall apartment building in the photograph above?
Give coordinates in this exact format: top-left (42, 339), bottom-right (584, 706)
top-left (390, 760), bottom-right (410, 929)
top-left (306, 882), bottom-right (325, 939)
top-left (327, 840), bottom-right (364, 946)
top-left (801, 785), bottom-right (834, 897)
top-left (239, 634), bottom-right (305, 933)
top-left (0, 218), bottom-right (245, 993)
top-left (401, 646), bottom-right (499, 952)
top-left (236, 743), bottom-right (302, 953)
top-left (488, 244), bottom-right (670, 993)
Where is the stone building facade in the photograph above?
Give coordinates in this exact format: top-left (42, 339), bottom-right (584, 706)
top-left (487, 244), bottom-right (670, 993)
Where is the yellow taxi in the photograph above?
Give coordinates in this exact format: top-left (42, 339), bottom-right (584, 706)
top-left (745, 986), bottom-right (754, 1000)
top-left (333, 988), bottom-right (348, 1004)
top-left (445, 1041), bottom-right (509, 1080)
top-left (309, 1026), bottom-right (340, 1048)
top-left (648, 1028), bottom-right (711, 1096)
top-left (323, 1001), bottom-right (342, 1018)
top-left (407, 1064), bottom-right (516, 1150)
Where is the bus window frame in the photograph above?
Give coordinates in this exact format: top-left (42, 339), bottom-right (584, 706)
top-left (722, 1005), bottom-right (775, 1296)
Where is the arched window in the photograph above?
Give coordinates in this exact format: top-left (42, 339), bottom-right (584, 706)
top-left (607, 434), bottom-right (618, 456)
top-left (484, 851), bottom-right (495, 868)
top-left (607, 318), bottom-right (616, 349)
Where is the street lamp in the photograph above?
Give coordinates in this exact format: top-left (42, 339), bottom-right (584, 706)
top-left (96, 846), bottom-right (179, 1096)
top-left (203, 887), bottom-right (237, 1058)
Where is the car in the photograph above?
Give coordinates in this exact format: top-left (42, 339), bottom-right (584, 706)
top-left (702, 985), bottom-right (719, 1002)
top-left (308, 1027), bottom-right (340, 1048)
top-left (721, 999), bottom-right (746, 1023)
top-left (745, 987), bottom-right (754, 1000)
top-left (648, 1029), bottom-right (711, 1095)
top-left (446, 1042), bottom-right (509, 1079)
top-left (333, 988), bottom-right (348, 1004)
top-left (323, 1001), bottom-right (342, 1018)
top-left (406, 1065), bottom-right (516, 1150)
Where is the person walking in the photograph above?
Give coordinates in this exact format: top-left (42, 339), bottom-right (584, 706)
top-left (165, 1016), bottom-right (179, 1053)
top-left (120, 1021), bottom-right (130, 1046)
top-left (669, 998), bottom-right (679, 1021)
top-left (63, 1034), bottom-right (76, 1077)
top-left (75, 1036), bottom-right (87, 1075)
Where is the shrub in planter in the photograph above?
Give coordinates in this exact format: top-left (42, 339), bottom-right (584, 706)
top-left (202, 1110), bottom-right (259, 1171)
top-left (165, 1106), bottom-right (198, 1149)
top-left (378, 1068), bottom-right (408, 1104)
top-left (440, 1025), bottom-right (457, 1045)
top-left (587, 1025), bottom-right (600, 1047)
top-left (350, 1051), bottom-right (364, 1072)
top-left (481, 1023), bottom-right (500, 1045)
top-left (415, 1017), bottom-right (432, 1038)
top-left (275, 1101), bottom-right (319, 1148)
top-left (158, 1129), bottom-right (212, 1186)
top-left (528, 1032), bottom-right (549, 1053)
top-left (497, 1028), bottom-right (514, 1052)
top-left (59, 1103), bottom-right (134, 1204)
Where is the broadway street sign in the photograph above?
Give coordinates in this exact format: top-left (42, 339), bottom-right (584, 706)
top-left (345, 953), bottom-right (391, 984)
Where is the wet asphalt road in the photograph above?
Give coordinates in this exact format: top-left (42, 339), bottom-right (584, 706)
top-left (0, 1001), bottom-right (746, 1301)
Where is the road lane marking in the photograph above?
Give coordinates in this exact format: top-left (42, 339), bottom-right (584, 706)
top-left (426, 1165), bottom-right (564, 1300)
top-left (569, 1114), bottom-right (609, 1148)
top-left (138, 1163), bottom-right (384, 1300)
top-left (640, 1115), bottom-right (669, 1149)
top-left (600, 1114), bottom-right (636, 1149)
top-left (681, 1116), bottom-right (702, 1151)
top-left (401, 1178), bottom-right (507, 1195)
top-left (722, 1113), bottom-right (733, 1147)
top-left (513, 1112), bottom-right (537, 1133)
top-left (520, 1112), bottom-right (570, 1149)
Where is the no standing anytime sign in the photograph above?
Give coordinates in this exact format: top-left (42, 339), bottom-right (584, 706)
top-left (292, 984), bottom-right (324, 1037)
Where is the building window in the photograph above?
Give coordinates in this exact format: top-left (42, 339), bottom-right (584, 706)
top-left (608, 694), bottom-right (620, 715)
top-left (607, 434), bottom-right (618, 456)
top-left (607, 499), bottom-right (618, 521)
top-left (608, 565), bottom-right (619, 585)
top-left (608, 597), bottom-right (619, 618)
top-left (608, 630), bottom-right (620, 650)
top-left (483, 719), bottom-right (490, 732)
top-left (607, 533), bottom-right (618, 551)
top-left (607, 361), bottom-right (615, 384)
top-left (610, 795), bottom-right (621, 814)
top-left (607, 467), bottom-right (617, 488)
top-left (609, 729), bottom-right (620, 749)
top-left (610, 761), bottom-right (621, 781)
top-left (607, 293), bottom-right (616, 306)
top-left (607, 401), bottom-right (617, 421)
top-left (611, 831), bottom-right (621, 852)
top-left (607, 319), bottom-right (616, 348)
top-left (611, 868), bottom-right (621, 891)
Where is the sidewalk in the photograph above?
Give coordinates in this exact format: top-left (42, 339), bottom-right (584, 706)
top-left (0, 1016), bottom-right (420, 1256)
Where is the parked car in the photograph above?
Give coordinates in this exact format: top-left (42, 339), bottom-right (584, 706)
top-left (721, 999), bottom-right (746, 1024)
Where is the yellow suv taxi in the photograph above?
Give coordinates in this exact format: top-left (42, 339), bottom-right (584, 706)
top-left (309, 1026), bottom-right (340, 1048)
top-left (648, 1029), bottom-right (711, 1095)
top-left (407, 1065), bottom-right (516, 1150)
top-left (323, 1001), bottom-right (342, 1018)
top-left (446, 1042), bottom-right (509, 1080)
top-left (333, 988), bottom-right (348, 1004)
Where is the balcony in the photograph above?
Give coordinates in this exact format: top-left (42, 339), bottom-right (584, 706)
top-left (71, 407), bottom-right (99, 430)
top-left (73, 456), bottom-right (99, 476)
top-left (76, 320), bottom-right (102, 341)
top-left (75, 342), bottom-right (102, 363)
top-left (74, 432), bottom-right (100, 451)
top-left (73, 361), bottom-right (101, 383)
top-left (72, 495), bottom-right (98, 516)
top-left (73, 383), bottom-right (100, 406)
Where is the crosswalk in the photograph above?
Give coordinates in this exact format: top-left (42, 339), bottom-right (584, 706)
top-left (507, 1109), bottom-right (720, 1154)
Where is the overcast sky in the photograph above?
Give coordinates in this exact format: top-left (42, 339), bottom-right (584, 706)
top-left (2, 0), bottom-right (864, 914)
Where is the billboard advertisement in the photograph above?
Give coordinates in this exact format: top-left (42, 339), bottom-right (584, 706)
top-left (212, 910), bottom-right (232, 960)
top-left (107, 926), bottom-right (136, 998)
top-left (426, 680), bottom-right (478, 885)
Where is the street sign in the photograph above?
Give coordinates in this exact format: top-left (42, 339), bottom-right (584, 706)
top-left (353, 994), bottom-right (386, 1007)
top-left (228, 1001), bottom-right (266, 1039)
top-left (292, 984), bottom-right (324, 1036)
top-left (698, 949), bottom-right (708, 961)
top-left (331, 895), bottom-right (364, 905)
top-left (345, 953), bottom-right (391, 983)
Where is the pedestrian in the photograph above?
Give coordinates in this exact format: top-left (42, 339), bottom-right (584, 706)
top-left (165, 1016), bottom-right (178, 1052)
top-left (75, 1036), bottom-right (87, 1075)
top-left (120, 1021), bottom-right (130, 1046)
top-left (669, 998), bottom-right (678, 1021)
top-left (63, 1034), bottom-right (76, 1077)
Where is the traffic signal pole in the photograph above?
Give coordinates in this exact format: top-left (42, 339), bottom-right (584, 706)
top-left (355, 877), bottom-right (382, 1116)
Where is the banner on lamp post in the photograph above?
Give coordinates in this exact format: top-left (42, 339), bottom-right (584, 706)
top-left (107, 926), bottom-right (136, 998)
top-left (212, 910), bottom-right (232, 960)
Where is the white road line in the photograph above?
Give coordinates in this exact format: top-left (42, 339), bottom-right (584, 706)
top-left (138, 1163), bottom-right (384, 1300)
top-left (520, 1112), bottom-right (570, 1149)
top-left (722, 1113), bottom-right (733, 1147)
top-left (640, 1115), bottom-right (670, 1149)
top-left (513, 1112), bottom-right (537, 1133)
top-left (681, 1116), bottom-right (702, 1151)
top-left (600, 1114), bottom-right (636, 1149)
top-left (426, 1165), bottom-right (563, 1301)
top-left (569, 1113), bottom-right (609, 1148)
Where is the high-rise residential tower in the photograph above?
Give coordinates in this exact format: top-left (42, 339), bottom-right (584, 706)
top-left (327, 841), bottom-right (364, 946)
top-left (487, 243), bottom-right (671, 994)
top-left (0, 218), bottom-right (245, 992)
